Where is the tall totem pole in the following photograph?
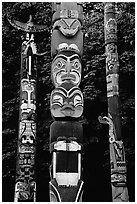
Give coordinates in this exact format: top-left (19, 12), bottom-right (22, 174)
top-left (49, 2), bottom-right (84, 202)
top-left (8, 15), bottom-right (47, 202)
top-left (98, 3), bottom-right (129, 201)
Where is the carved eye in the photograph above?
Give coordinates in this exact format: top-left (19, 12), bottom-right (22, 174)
top-left (56, 60), bottom-right (63, 69)
top-left (21, 135), bottom-right (26, 140)
top-left (73, 60), bottom-right (80, 70)
top-left (74, 95), bottom-right (82, 106)
top-left (53, 95), bottom-right (63, 105)
top-left (30, 136), bottom-right (34, 141)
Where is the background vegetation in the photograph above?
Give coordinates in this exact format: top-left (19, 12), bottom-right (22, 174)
top-left (2, 2), bottom-right (135, 201)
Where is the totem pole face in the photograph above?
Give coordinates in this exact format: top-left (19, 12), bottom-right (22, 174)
top-left (19, 144), bottom-right (35, 154)
top-left (20, 79), bottom-right (36, 120)
top-left (19, 121), bottom-right (36, 143)
top-left (15, 180), bottom-right (36, 201)
top-left (16, 164), bottom-right (35, 200)
top-left (17, 162), bottom-right (35, 176)
top-left (18, 121), bottom-right (36, 155)
top-left (110, 141), bottom-right (127, 188)
top-left (50, 2), bottom-right (84, 202)
top-left (53, 19), bottom-right (81, 37)
top-left (51, 3), bottom-right (83, 57)
top-left (104, 3), bottom-right (115, 13)
top-left (103, 114), bottom-right (127, 186)
top-left (105, 18), bottom-right (117, 34)
top-left (106, 43), bottom-right (119, 74)
top-left (50, 82), bottom-right (83, 118)
top-left (50, 120), bottom-right (83, 144)
top-left (17, 121), bottom-right (35, 189)
top-left (16, 151), bottom-right (35, 194)
top-left (52, 2), bottom-right (83, 23)
top-left (52, 2), bottom-right (83, 42)
top-left (21, 135), bottom-right (34, 144)
top-left (104, 3), bottom-right (117, 44)
top-left (52, 52), bottom-right (82, 87)
top-left (51, 29), bottom-right (83, 57)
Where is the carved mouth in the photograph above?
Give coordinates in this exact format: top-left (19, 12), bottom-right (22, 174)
top-left (60, 105), bottom-right (74, 116)
top-left (61, 75), bottom-right (76, 81)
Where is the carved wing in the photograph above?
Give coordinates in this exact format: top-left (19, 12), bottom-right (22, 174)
top-left (8, 17), bottom-right (47, 33)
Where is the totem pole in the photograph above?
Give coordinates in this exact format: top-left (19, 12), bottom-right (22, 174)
top-left (98, 3), bottom-right (129, 201)
top-left (8, 14), bottom-right (47, 201)
top-left (49, 3), bottom-right (84, 201)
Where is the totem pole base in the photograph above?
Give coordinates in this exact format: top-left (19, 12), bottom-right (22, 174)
top-left (49, 179), bottom-right (83, 202)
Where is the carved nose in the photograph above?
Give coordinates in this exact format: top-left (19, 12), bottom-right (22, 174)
top-left (66, 62), bottom-right (71, 73)
top-left (64, 100), bottom-right (69, 105)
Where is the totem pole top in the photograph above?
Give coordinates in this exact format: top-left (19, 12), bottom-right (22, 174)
top-left (8, 14), bottom-right (47, 33)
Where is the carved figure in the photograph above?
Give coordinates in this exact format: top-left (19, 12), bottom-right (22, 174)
top-left (50, 120), bottom-right (83, 148)
top-left (52, 2), bottom-right (83, 24)
top-left (51, 52), bottom-right (82, 87)
top-left (106, 43), bottom-right (119, 74)
top-left (50, 82), bottom-right (83, 118)
top-left (51, 29), bottom-right (83, 57)
top-left (50, 2), bottom-right (84, 201)
top-left (20, 79), bottom-right (36, 120)
top-left (14, 181), bottom-right (36, 201)
top-left (98, 114), bottom-right (129, 201)
top-left (8, 15), bottom-right (47, 33)
top-left (49, 140), bottom-right (83, 202)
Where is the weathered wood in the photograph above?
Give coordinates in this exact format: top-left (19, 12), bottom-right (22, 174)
top-left (8, 14), bottom-right (47, 201)
top-left (99, 3), bottom-right (129, 201)
top-left (14, 32), bottom-right (37, 202)
top-left (49, 2), bottom-right (84, 201)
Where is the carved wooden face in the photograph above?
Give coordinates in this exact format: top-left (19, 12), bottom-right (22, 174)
top-left (15, 181), bottom-right (36, 196)
top-left (21, 79), bottom-right (36, 100)
top-left (106, 43), bottom-right (119, 74)
top-left (20, 79), bottom-right (36, 120)
top-left (19, 144), bottom-right (35, 153)
top-left (18, 122), bottom-right (36, 155)
top-left (21, 135), bottom-right (34, 144)
top-left (17, 164), bottom-right (35, 183)
top-left (53, 19), bottom-right (81, 36)
top-left (110, 141), bottom-right (127, 186)
top-left (52, 53), bottom-right (82, 87)
top-left (52, 2), bottom-right (83, 23)
top-left (50, 82), bottom-right (83, 118)
top-left (51, 29), bottom-right (83, 57)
